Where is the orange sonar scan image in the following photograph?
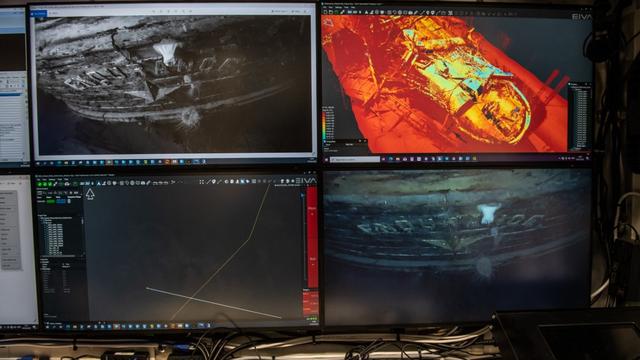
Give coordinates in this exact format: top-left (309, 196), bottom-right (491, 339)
top-left (321, 14), bottom-right (588, 154)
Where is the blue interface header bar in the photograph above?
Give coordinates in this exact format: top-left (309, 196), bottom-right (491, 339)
top-left (30, 10), bottom-right (47, 18)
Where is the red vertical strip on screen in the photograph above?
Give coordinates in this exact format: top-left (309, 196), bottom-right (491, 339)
top-left (306, 186), bottom-right (318, 289)
top-left (302, 290), bottom-right (319, 318)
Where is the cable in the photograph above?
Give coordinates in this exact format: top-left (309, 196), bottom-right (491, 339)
top-left (613, 192), bottom-right (640, 242)
top-left (188, 329), bottom-right (216, 360)
top-left (596, 187), bottom-right (640, 307)
top-left (219, 326), bottom-right (493, 360)
top-left (443, 327), bottom-right (459, 337)
top-left (211, 338), bottom-right (226, 360)
top-left (0, 344), bottom-right (160, 349)
top-left (214, 337), bottom-right (235, 360)
top-left (204, 312), bottom-right (272, 360)
top-left (614, 223), bottom-right (640, 241)
top-left (625, 29), bottom-right (640, 50)
top-left (192, 339), bottom-right (211, 360)
top-left (0, 326), bottom-right (494, 359)
top-left (240, 327), bottom-right (492, 351)
top-left (591, 278), bottom-right (610, 302)
top-left (60, 355), bottom-right (98, 360)
top-left (227, 353), bottom-right (500, 360)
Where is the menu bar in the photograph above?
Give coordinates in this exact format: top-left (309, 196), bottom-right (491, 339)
top-left (35, 175), bottom-right (317, 189)
top-left (321, 4), bottom-right (592, 20)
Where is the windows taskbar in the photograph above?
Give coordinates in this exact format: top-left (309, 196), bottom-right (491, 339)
top-left (43, 318), bottom-right (319, 331)
top-left (34, 157), bottom-right (317, 167)
top-left (324, 153), bottom-right (592, 164)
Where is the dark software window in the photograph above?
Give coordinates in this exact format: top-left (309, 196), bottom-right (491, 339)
top-left (321, 4), bottom-right (593, 164)
top-left (323, 168), bottom-right (591, 326)
top-left (35, 173), bottom-right (319, 331)
top-left (0, 8), bottom-right (30, 168)
top-left (30, 3), bottom-right (317, 167)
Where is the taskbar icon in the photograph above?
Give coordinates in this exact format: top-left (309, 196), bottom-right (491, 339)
top-left (44, 321), bottom-right (214, 331)
top-left (35, 158), bottom-right (208, 167)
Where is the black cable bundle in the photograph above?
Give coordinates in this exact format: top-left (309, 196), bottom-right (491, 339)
top-left (625, 49), bottom-right (640, 173)
top-left (585, 0), bottom-right (640, 305)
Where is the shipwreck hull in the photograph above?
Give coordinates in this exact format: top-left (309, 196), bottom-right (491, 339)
top-left (35, 15), bottom-right (308, 126)
top-left (324, 169), bottom-right (591, 274)
top-left (321, 15), bottom-right (569, 153)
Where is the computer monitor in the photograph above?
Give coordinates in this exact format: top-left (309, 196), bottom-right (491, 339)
top-left (321, 3), bottom-right (593, 165)
top-left (0, 175), bottom-right (38, 330)
top-left (323, 168), bottom-right (591, 326)
top-left (34, 172), bottom-right (319, 331)
top-left (29, 3), bottom-right (317, 167)
top-left (0, 7), bottom-right (30, 168)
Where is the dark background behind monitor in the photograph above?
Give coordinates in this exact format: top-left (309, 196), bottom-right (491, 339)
top-left (323, 168), bottom-right (592, 326)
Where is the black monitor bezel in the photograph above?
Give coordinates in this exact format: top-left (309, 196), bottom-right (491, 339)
top-left (317, 0), bottom-right (595, 331)
top-left (318, 0), bottom-right (595, 168)
top-left (0, 4), bottom-right (31, 171)
top-left (0, 4), bottom-right (37, 330)
top-left (0, 169), bottom-right (40, 332)
top-left (30, 167), bottom-right (321, 335)
top-left (0, 0), bottom-right (597, 336)
top-left (319, 162), bottom-right (595, 331)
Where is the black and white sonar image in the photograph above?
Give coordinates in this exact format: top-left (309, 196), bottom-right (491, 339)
top-left (323, 168), bottom-right (592, 325)
top-left (34, 15), bottom-right (312, 156)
